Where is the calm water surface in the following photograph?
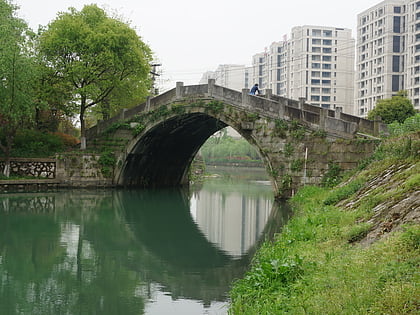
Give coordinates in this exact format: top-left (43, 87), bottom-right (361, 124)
top-left (0, 166), bottom-right (290, 315)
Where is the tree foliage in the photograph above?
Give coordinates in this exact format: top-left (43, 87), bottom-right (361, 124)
top-left (200, 129), bottom-right (261, 163)
top-left (367, 91), bottom-right (416, 124)
top-left (38, 4), bottom-right (153, 147)
top-left (0, 0), bottom-right (37, 176)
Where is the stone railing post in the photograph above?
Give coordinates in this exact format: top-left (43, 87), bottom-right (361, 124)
top-left (335, 106), bottom-right (343, 120)
top-left (96, 120), bottom-right (103, 135)
top-left (176, 81), bottom-right (184, 99)
top-left (145, 96), bottom-right (151, 111)
top-left (374, 115), bottom-right (382, 136)
top-left (298, 97), bottom-right (306, 110)
top-left (120, 108), bottom-right (128, 120)
top-left (265, 88), bottom-right (272, 99)
top-left (242, 88), bottom-right (249, 107)
top-left (319, 107), bottom-right (328, 129)
top-left (208, 78), bottom-right (215, 96)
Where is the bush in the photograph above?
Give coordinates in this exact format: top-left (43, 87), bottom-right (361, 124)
top-left (1, 130), bottom-right (64, 157)
top-left (53, 132), bottom-right (80, 147)
top-left (388, 113), bottom-right (420, 136)
top-left (367, 91), bottom-right (416, 124)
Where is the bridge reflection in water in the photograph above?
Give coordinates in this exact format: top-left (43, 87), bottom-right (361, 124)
top-left (0, 173), bottom-right (291, 314)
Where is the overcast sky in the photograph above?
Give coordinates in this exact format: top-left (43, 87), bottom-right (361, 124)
top-left (15, 0), bottom-right (381, 91)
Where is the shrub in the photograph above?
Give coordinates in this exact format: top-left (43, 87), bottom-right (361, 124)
top-left (2, 130), bottom-right (64, 157)
top-left (321, 162), bottom-right (342, 188)
top-left (367, 91), bottom-right (416, 124)
top-left (388, 113), bottom-right (420, 136)
top-left (53, 132), bottom-right (80, 147)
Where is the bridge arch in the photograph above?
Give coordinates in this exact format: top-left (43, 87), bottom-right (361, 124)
top-left (115, 105), bottom-right (275, 191)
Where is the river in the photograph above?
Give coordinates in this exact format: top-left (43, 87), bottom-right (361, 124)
top-left (0, 166), bottom-right (291, 315)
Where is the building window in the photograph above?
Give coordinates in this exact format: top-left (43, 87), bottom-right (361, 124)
top-left (323, 30), bottom-right (332, 37)
top-left (311, 87), bottom-right (320, 93)
top-left (323, 39), bottom-right (332, 45)
top-left (392, 75), bottom-right (400, 92)
top-left (311, 95), bottom-right (320, 101)
top-left (322, 56), bottom-right (332, 61)
top-left (312, 71), bottom-right (320, 77)
top-left (322, 80), bottom-right (331, 85)
top-left (394, 6), bottom-right (401, 13)
top-left (393, 17), bottom-right (401, 33)
top-left (311, 79), bottom-right (320, 85)
top-left (323, 47), bottom-right (332, 53)
top-left (312, 29), bottom-right (322, 37)
top-left (312, 39), bottom-right (322, 45)
top-left (312, 55), bottom-right (321, 61)
top-left (322, 88), bottom-right (331, 93)
top-left (322, 64), bottom-right (332, 69)
top-left (312, 47), bottom-right (321, 53)
top-left (322, 72), bottom-right (331, 78)
top-left (322, 96), bottom-right (331, 102)
top-left (312, 63), bottom-right (321, 69)
top-left (392, 56), bottom-right (400, 72)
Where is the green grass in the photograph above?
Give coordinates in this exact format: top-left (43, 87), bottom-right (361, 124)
top-left (229, 185), bottom-right (419, 314)
top-left (229, 133), bottom-right (420, 314)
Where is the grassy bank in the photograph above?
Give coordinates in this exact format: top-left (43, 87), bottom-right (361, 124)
top-left (229, 132), bottom-right (419, 314)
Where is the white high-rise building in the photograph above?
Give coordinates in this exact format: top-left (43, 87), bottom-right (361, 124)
top-left (199, 64), bottom-right (250, 91)
top-left (356, 0), bottom-right (420, 116)
top-left (253, 26), bottom-right (355, 114)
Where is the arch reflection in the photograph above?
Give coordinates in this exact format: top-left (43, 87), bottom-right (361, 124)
top-left (0, 174), bottom-right (291, 314)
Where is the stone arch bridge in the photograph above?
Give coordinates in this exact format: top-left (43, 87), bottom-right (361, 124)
top-left (77, 79), bottom-right (386, 198)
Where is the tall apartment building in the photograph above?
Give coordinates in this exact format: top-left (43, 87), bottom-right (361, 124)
top-left (252, 26), bottom-right (355, 114)
top-left (356, 0), bottom-right (420, 116)
top-left (199, 64), bottom-right (250, 91)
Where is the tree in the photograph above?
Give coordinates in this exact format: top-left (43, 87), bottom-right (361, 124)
top-left (367, 91), bottom-right (416, 124)
top-left (38, 5), bottom-right (153, 149)
top-left (0, 0), bottom-right (37, 176)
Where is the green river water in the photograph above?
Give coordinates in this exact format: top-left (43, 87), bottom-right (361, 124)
top-left (0, 166), bottom-right (291, 315)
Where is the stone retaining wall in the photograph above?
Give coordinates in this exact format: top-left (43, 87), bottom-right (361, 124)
top-left (0, 158), bottom-right (56, 178)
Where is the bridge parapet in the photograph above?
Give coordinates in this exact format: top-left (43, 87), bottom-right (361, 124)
top-left (86, 80), bottom-right (387, 141)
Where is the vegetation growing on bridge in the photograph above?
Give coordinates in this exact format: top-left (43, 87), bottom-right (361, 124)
top-left (229, 124), bottom-right (420, 314)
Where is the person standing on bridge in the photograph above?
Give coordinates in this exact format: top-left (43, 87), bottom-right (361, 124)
top-left (249, 83), bottom-right (260, 95)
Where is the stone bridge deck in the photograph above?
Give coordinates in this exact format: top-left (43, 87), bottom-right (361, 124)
top-left (86, 80), bottom-right (387, 141)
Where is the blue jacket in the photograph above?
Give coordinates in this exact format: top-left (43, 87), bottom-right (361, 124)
top-left (250, 85), bottom-right (259, 95)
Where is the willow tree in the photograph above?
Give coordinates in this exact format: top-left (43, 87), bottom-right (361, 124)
top-left (0, 0), bottom-right (37, 176)
top-left (39, 5), bottom-right (153, 148)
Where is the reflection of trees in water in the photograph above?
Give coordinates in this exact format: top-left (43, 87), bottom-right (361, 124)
top-left (0, 189), bottom-right (291, 313)
top-left (0, 191), bottom-right (145, 315)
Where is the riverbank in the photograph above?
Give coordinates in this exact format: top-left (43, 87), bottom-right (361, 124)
top-left (229, 132), bottom-right (419, 314)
